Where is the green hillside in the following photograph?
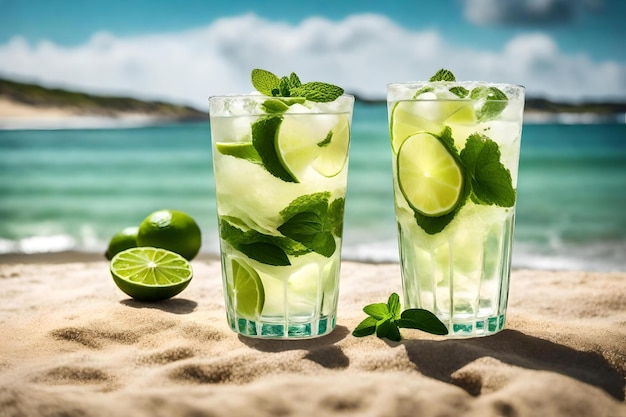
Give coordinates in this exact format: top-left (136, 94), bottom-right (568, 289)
top-left (0, 78), bottom-right (206, 121)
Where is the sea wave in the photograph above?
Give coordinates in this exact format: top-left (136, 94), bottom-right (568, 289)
top-left (2, 233), bottom-right (624, 273)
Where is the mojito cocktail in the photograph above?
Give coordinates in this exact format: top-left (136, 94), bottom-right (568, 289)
top-left (210, 71), bottom-right (353, 338)
top-left (387, 70), bottom-right (524, 337)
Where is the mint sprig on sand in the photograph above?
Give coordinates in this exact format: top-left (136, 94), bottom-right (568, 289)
top-left (353, 293), bottom-right (448, 342)
top-left (251, 68), bottom-right (344, 103)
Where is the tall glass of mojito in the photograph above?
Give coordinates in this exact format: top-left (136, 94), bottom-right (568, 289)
top-left (209, 70), bottom-right (354, 338)
top-left (387, 70), bottom-right (525, 337)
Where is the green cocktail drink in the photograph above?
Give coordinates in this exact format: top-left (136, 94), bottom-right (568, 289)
top-left (210, 70), bottom-right (353, 338)
top-left (387, 70), bottom-right (525, 337)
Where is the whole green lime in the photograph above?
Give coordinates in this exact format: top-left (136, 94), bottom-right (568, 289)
top-left (105, 226), bottom-right (139, 260)
top-left (137, 210), bottom-right (202, 261)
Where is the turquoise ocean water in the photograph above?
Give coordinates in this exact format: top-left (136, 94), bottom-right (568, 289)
top-left (1, 102), bottom-right (625, 271)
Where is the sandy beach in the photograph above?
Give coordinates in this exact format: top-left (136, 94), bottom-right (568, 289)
top-left (0, 255), bottom-right (624, 417)
top-left (0, 98), bottom-right (172, 130)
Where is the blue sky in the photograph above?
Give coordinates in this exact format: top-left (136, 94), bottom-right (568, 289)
top-left (0, 0), bottom-right (625, 106)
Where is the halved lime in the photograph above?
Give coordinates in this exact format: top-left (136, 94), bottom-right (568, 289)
top-left (276, 114), bottom-right (350, 180)
top-left (397, 132), bottom-right (464, 217)
top-left (215, 142), bottom-right (262, 164)
top-left (110, 247), bottom-right (193, 302)
top-left (230, 258), bottom-right (265, 319)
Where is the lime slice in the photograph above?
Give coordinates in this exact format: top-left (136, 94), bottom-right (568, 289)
top-left (110, 247), bottom-right (193, 302)
top-left (397, 132), bottom-right (464, 217)
top-left (276, 114), bottom-right (350, 180)
top-left (390, 101), bottom-right (441, 153)
top-left (215, 142), bottom-right (262, 164)
top-left (390, 99), bottom-right (476, 153)
top-left (230, 258), bottom-right (265, 319)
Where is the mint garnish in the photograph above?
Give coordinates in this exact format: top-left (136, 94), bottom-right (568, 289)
top-left (278, 192), bottom-right (344, 258)
top-left (251, 69), bottom-right (281, 97)
top-left (471, 86), bottom-right (508, 121)
top-left (429, 68), bottom-right (456, 82)
top-left (449, 86), bottom-right (469, 98)
top-left (352, 293), bottom-right (448, 341)
top-left (251, 69), bottom-right (344, 103)
top-left (460, 133), bottom-right (516, 207)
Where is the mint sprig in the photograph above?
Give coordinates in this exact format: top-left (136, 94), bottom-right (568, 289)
top-left (251, 68), bottom-right (344, 103)
top-left (352, 293), bottom-right (448, 341)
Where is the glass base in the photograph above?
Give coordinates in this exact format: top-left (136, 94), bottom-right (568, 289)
top-left (443, 313), bottom-right (506, 338)
top-left (227, 313), bottom-right (336, 339)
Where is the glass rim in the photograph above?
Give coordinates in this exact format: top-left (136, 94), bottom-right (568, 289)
top-left (387, 81), bottom-right (525, 90)
top-left (208, 93), bottom-right (355, 102)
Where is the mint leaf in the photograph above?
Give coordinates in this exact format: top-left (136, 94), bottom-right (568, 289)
top-left (279, 76), bottom-right (291, 97)
top-left (239, 242), bottom-right (291, 266)
top-left (277, 212), bottom-right (336, 257)
top-left (327, 198), bottom-right (345, 238)
top-left (412, 86), bottom-right (434, 98)
top-left (219, 218), bottom-right (292, 266)
top-left (251, 115), bottom-right (298, 183)
top-left (375, 317), bottom-right (401, 341)
top-left (430, 69), bottom-right (456, 82)
top-left (449, 86), bottom-right (469, 98)
top-left (387, 293), bottom-right (401, 319)
top-left (352, 317), bottom-right (377, 337)
top-left (317, 131), bottom-right (333, 147)
top-left (460, 134), bottom-right (515, 207)
top-left (251, 69), bottom-right (280, 96)
top-left (277, 192), bottom-right (342, 258)
top-left (289, 72), bottom-right (302, 89)
top-left (471, 86), bottom-right (508, 121)
top-left (290, 82), bottom-right (344, 102)
top-left (398, 309), bottom-right (449, 335)
top-left (261, 99), bottom-right (290, 114)
top-left (363, 303), bottom-right (389, 320)
top-left (280, 192), bottom-right (330, 221)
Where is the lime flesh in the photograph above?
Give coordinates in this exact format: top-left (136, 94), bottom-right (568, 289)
top-left (276, 114), bottom-right (350, 180)
top-left (397, 132), bottom-right (464, 217)
top-left (110, 247), bottom-right (193, 301)
top-left (230, 258), bottom-right (265, 319)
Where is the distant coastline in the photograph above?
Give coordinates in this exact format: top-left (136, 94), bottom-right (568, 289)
top-left (0, 78), bottom-right (207, 130)
top-left (1, 77), bottom-right (625, 129)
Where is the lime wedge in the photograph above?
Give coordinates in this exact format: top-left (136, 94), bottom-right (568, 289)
top-left (230, 258), bottom-right (265, 319)
top-left (390, 101), bottom-right (441, 153)
top-left (390, 99), bottom-right (475, 152)
top-left (397, 132), bottom-right (464, 217)
top-left (215, 142), bottom-right (262, 164)
top-left (110, 247), bottom-right (193, 301)
top-left (276, 114), bottom-right (350, 180)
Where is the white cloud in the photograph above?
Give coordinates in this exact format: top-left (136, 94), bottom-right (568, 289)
top-left (0, 13), bottom-right (624, 107)
top-left (463, 0), bottom-right (604, 25)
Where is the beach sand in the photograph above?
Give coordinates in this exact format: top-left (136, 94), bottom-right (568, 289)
top-left (0, 256), bottom-right (624, 417)
top-left (0, 98), bottom-right (163, 130)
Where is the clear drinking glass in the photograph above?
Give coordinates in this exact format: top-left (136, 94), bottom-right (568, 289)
top-left (209, 94), bottom-right (354, 339)
top-left (387, 81), bottom-right (525, 337)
